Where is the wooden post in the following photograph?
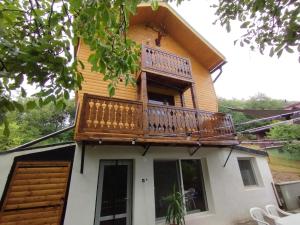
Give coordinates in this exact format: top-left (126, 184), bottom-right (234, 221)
top-left (141, 72), bottom-right (148, 134)
top-left (190, 83), bottom-right (199, 109)
top-left (180, 91), bottom-right (186, 107)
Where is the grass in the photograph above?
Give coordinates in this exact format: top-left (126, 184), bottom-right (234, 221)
top-left (269, 157), bottom-right (300, 173)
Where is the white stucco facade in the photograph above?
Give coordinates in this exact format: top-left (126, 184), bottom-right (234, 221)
top-left (64, 144), bottom-right (277, 225)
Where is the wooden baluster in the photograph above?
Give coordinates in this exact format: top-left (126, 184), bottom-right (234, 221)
top-left (148, 106), bottom-right (153, 133)
top-left (125, 105), bottom-right (129, 129)
top-left (119, 105), bottom-right (124, 129)
top-left (106, 102), bottom-right (112, 128)
top-left (173, 56), bottom-right (177, 74)
top-left (141, 72), bottom-right (148, 134)
top-left (162, 107), bottom-right (167, 133)
top-left (156, 107), bottom-right (160, 133)
top-left (113, 103), bottom-right (118, 128)
top-left (130, 106), bottom-right (135, 129)
top-left (152, 50), bottom-right (156, 68)
top-left (166, 108), bottom-right (171, 133)
top-left (87, 100), bottom-right (94, 128)
top-left (174, 109), bottom-right (180, 133)
top-left (172, 109), bottom-right (176, 133)
top-left (93, 101), bottom-right (100, 128)
top-left (185, 111), bottom-right (192, 133)
top-left (197, 112), bottom-right (202, 138)
top-left (100, 101), bottom-right (106, 128)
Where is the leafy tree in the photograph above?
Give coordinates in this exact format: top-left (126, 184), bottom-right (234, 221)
top-left (1, 0), bottom-right (298, 136)
top-left (268, 124), bottom-right (300, 140)
top-left (213, 0), bottom-right (300, 60)
top-left (268, 124), bottom-right (300, 154)
top-left (244, 93), bottom-right (286, 110)
top-left (0, 98), bottom-right (75, 151)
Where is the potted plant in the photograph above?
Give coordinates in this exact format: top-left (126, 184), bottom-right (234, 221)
top-left (164, 186), bottom-right (185, 225)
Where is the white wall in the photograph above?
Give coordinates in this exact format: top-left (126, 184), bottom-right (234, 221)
top-left (64, 144), bottom-right (277, 225)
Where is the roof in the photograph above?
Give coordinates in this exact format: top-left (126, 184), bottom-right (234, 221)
top-left (233, 145), bottom-right (268, 156)
top-left (229, 108), bottom-right (298, 118)
top-left (284, 102), bottom-right (300, 110)
top-left (130, 3), bottom-right (226, 72)
top-left (240, 117), bottom-right (300, 134)
top-left (0, 142), bottom-right (75, 155)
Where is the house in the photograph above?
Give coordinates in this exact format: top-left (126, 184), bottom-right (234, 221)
top-left (0, 3), bottom-right (277, 225)
top-left (231, 107), bottom-right (300, 140)
top-left (284, 102), bottom-right (300, 111)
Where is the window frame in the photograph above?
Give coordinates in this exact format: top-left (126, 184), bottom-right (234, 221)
top-left (153, 159), bottom-right (209, 220)
top-left (148, 92), bottom-right (175, 106)
top-left (237, 158), bottom-right (259, 187)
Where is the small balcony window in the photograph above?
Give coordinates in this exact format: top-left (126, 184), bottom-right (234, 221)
top-left (238, 159), bottom-right (258, 186)
top-left (148, 92), bottom-right (175, 106)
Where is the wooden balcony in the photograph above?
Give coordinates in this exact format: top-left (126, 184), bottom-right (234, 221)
top-left (141, 45), bottom-right (193, 83)
top-left (75, 94), bottom-right (238, 146)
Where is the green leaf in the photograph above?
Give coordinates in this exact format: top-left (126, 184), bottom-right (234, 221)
top-left (3, 118), bottom-right (10, 137)
top-left (26, 100), bottom-right (37, 110)
top-left (240, 21), bottom-right (250, 28)
top-left (285, 46), bottom-right (294, 53)
top-left (21, 87), bottom-right (27, 97)
top-left (269, 47), bottom-right (274, 57)
top-left (108, 83), bottom-right (115, 97)
top-left (13, 101), bottom-right (24, 112)
top-left (226, 21), bottom-right (231, 32)
top-left (78, 60), bottom-right (85, 69)
top-left (151, 0), bottom-right (159, 10)
top-left (64, 91), bottom-right (70, 100)
top-left (277, 49), bottom-right (283, 58)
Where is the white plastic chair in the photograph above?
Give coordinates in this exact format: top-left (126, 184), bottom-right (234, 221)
top-left (250, 207), bottom-right (272, 225)
top-left (265, 204), bottom-right (292, 218)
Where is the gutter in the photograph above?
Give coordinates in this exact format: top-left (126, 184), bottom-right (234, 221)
top-left (211, 61), bottom-right (227, 83)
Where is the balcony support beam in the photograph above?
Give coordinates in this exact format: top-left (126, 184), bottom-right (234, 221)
top-left (180, 91), bottom-right (186, 107)
top-left (189, 143), bottom-right (202, 156)
top-left (142, 144), bottom-right (151, 156)
top-left (141, 72), bottom-right (148, 134)
top-left (190, 83), bottom-right (199, 109)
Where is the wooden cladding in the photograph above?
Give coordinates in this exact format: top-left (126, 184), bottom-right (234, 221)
top-left (76, 94), bottom-right (236, 142)
top-left (0, 161), bottom-right (71, 225)
top-left (141, 45), bottom-right (193, 82)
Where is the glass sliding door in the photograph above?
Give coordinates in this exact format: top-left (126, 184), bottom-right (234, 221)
top-left (153, 160), bottom-right (181, 218)
top-left (153, 159), bottom-right (208, 219)
top-left (95, 160), bottom-right (132, 225)
top-left (181, 160), bottom-right (207, 213)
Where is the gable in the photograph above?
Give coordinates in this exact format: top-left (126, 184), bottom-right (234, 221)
top-left (130, 3), bottom-right (225, 72)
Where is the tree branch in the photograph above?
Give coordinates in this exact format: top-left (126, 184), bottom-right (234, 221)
top-left (48, 0), bottom-right (55, 27)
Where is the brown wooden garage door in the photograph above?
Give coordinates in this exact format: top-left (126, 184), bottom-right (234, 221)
top-left (0, 161), bottom-right (71, 225)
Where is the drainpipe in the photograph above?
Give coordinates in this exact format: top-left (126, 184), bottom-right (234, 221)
top-left (210, 61), bottom-right (227, 83)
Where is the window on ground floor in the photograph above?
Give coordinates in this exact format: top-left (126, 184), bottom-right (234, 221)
top-left (153, 160), bottom-right (208, 219)
top-left (238, 158), bottom-right (258, 186)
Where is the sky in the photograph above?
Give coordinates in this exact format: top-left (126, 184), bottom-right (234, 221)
top-left (169, 0), bottom-right (300, 101)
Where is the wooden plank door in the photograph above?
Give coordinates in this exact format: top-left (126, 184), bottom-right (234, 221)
top-left (0, 161), bottom-right (71, 225)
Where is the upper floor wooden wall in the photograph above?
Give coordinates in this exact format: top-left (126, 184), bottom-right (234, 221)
top-left (76, 17), bottom-right (219, 112)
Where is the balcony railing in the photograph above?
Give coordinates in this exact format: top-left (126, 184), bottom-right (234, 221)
top-left (76, 94), bottom-right (236, 142)
top-left (141, 45), bottom-right (193, 82)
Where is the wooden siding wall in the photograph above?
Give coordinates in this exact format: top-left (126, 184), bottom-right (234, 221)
top-left (0, 161), bottom-right (71, 225)
top-left (77, 24), bottom-right (218, 112)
